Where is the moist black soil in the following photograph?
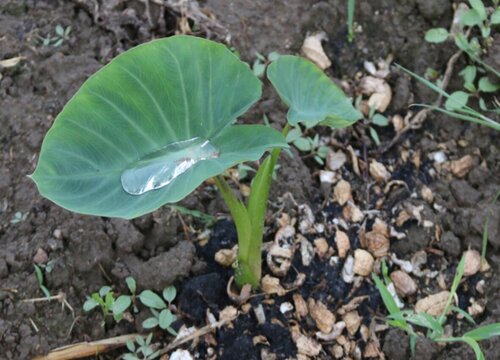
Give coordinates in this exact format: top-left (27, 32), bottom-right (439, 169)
top-left (1, 1), bottom-right (499, 359)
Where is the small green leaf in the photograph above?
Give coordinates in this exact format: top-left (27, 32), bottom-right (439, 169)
top-left (112, 295), bottom-right (132, 315)
top-left (460, 65), bottom-right (477, 84)
top-left (267, 55), bottom-right (362, 128)
top-left (449, 306), bottom-right (475, 324)
top-left (146, 333), bottom-right (153, 345)
top-left (480, 26), bottom-right (490, 38)
top-left (252, 61), bottom-right (266, 77)
top-left (425, 28), bottom-right (449, 43)
top-left (41, 286), bottom-right (51, 299)
top-left (369, 127), bottom-right (381, 146)
top-left (99, 286), bottom-right (112, 297)
top-left (478, 77), bottom-right (500, 93)
top-left (123, 354), bottom-right (139, 360)
top-left (135, 335), bottom-right (145, 346)
top-left (142, 317), bottom-right (159, 329)
top-left (491, 9), bottom-right (500, 25)
top-left (162, 286), bottom-right (176, 303)
top-left (285, 128), bottom-right (302, 143)
top-left (158, 309), bottom-right (175, 329)
top-left (461, 9), bottom-right (483, 27)
top-left (139, 290), bottom-right (167, 309)
top-left (371, 113), bottom-right (389, 126)
top-left (455, 33), bottom-right (470, 52)
top-left (53, 38), bottom-right (63, 47)
top-left (314, 155), bottom-right (324, 165)
top-left (83, 298), bottom-right (99, 312)
top-left (461, 337), bottom-right (485, 360)
top-left (445, 91), bottom-right (469, 110)
top-left (105, 291), bottom-right (115, 310)
top-left (293, 137), bottom-right (312, 152)
top-left (267, 51), bottom-right (281, 61)
top-left (34, 265), bottom-right (44, 286)
top-left (469, 0), bottom-right (487, 20)
top-left (317, 146), bottom-right (329, 158)
top-left (464, 323), bottom-right (500, 341)
top-left (55, 25), bottom-right (64, 36)
top-left (126, 339), bottom-right (136, 352)
top-left (125, 276), bottom-right (136, 294)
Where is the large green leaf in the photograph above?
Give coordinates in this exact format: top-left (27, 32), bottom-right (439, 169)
top-left (267, 55), bottom-right (362, 128)
top-left (31, 36), bottom-right (286, 219)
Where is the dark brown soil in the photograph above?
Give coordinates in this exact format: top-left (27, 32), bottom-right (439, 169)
top-left (0, 0), bottom-right (499, 359)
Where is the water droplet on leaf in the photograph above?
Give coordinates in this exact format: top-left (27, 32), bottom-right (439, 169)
top-left (121, 138), bottom-right (219, 195)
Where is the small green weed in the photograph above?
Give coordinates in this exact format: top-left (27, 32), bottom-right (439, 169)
top-left (34, 264), bottom-right (51, 298)
top-left (123, 334), bottom-right (160, 360)
top-left (252, 51), bottom-right (281, 77)
top-left (414, 0), bottom-right (500, 130)
top-left (83, 277), bottom-right (137, 325)
top-left (286, 126), bottom-right (330, 165)
top-left (138, 286), bottom-right (177, 335)
top-left (10, 211), bottom-right (28, 224)
top-left (347, 0), bottom-right (356, 42)
top-left (39, 24), bottom-right (71, 47)
top-left (374, 256), bottom-right (500, 359)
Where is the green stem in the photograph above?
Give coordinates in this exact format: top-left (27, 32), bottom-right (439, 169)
top-left (213, 124), bottom-right (291, 288)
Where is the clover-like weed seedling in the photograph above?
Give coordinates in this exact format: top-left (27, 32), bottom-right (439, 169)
top-left (138, 286), bottom-right (177, 334)
top-left (31, 35), bottom-right (362, 288)
top-left (124, 333), bottom-right (160, 360)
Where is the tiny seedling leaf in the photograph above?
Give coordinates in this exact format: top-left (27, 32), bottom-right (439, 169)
top-left (139, 290), bottom-right (167, 309)
top-left (104, 291), bottom-right (115, 310)
top-left (369, 127), bottom-right (381, 146)
top-left (478, 77), bottom-right (499, 93)
top-left (445, 91), bottom-right (469, 111)
top-left (468, 0), bottom-right (487, 20)
top-left (142, 317), bottom-right (159, 329)
top-left (123, 354), bottom-right (139, 360)
top-left (34, 265), bottom-right (44, 286)
top-left (126, 339), bottom-right (136, 352)
top-left (158, 309), bottom-right (175, 329)
top-left (126, 276), bottom-right (136, 294)
top-left (461, 9), bottom-right (483, 27)
top-left (146, 333), bottom-right (153, 344)
top-left (371, 113), bottom-right (389, 126)
top-left (463, 323), bottom-right (500, 341)
top-left (267, 51), bottom-right (281, 61)
top-left (135, 335), bottom-right (145, 346)
top-left (55, 25), bottom-right (64, 36)
top-left (112, 295), bottom-right (132, 315)
top-left (492, 9), bottom-right (500, 25)
top-left (83, 298), bottom-right (99, 312)
top-left (449, 306), bottom-right (476, 324)
top-left (460, 65), bottom-right (477, 85)
top-left (99, 286), bottom-right (112, 297)
top-left (285, 128), bottom-right (302, 143)
top-left (162, 286), bottom-right (176, 304)
top-left (425, 28), bottom-right (449, 43)
top-left (293, 137), bottom-right (312, 152)
top-left (41, 286), bottom-right (51, 299)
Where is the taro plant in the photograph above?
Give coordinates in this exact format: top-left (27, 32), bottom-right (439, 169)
top-left (374, 256), bottom-right (500, 359)
top-left (31, 35), bottom-right (361, 288)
